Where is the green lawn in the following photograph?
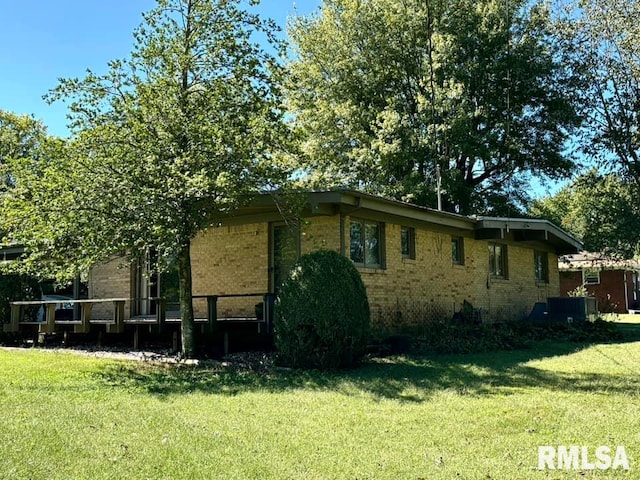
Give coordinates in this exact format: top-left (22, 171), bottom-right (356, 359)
top-left (1, 322), bottom-right (640, 479)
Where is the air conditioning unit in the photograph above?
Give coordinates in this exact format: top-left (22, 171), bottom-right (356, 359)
top-left (546, 296), bottom-right (598, 323)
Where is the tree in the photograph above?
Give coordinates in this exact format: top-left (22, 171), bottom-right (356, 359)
top-left (0, 110), bottom-right (50, 190)
top-left (529, 170), bottom-right (640, 258)
top-left (286, 0), bottom-right (580, 214)
top-left (1, 0), bottom-right (289, 357)
top-left (554, 0), bottom-right (640, 184)
top-left (0, 111), bottom-right (51, 324)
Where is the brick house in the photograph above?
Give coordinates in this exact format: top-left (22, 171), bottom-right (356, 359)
top-left (89, 191), bottom-right (581, 332)
top-left (559, 252), bottom-right (640, 314)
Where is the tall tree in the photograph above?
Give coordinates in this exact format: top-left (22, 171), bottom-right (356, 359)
top-left (554, 0), bottom-right (640, 184)
top-left (0, 111), bottom-right (52, 324)
top-left (286, 0), bottom-right (580, 214)
top-left (529, 170), bottom-right (640, 258)
top-left (1, 0), bottom-right (289, 357)
top-left (0, 110), bottom-right (50, 191)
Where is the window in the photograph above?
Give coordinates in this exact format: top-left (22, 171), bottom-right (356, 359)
top-left (488, 243), bottom-right (508, 279)
top-left (1, 251), bottom-right (22, 261)
top-left (350, 218), bottom-right (383, 268)
top-left (583, 269), bottom-right (600, 285)
top-left (400, 226), bottom-right (416, 259)
top-left (133, 249), bottom-right (180, 317)
top-left (534, 251), bottom-right (549, 283)
top-left (451, 236), bottom-right (464, 265)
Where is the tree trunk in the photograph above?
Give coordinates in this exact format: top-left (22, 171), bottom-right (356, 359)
top-left (177, 241), bottom-right (196, 358)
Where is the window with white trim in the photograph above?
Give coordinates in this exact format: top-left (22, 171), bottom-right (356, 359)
top-left (583, 269), bottom-right (600, 285)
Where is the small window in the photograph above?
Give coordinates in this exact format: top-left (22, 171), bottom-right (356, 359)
top-left (583, 269), bottom-right (600, 285)
top-left (350, 218), bottom-right (384, 268)
top-left (400, 226), bottom-right (416, 259)
top-left (489, 243), bottom-right (508, 279)
top-left (534, 251), bottom-right (549, 283)
top-left (451, 236), bottom-right (464, 265)
top-left (1, 252), bottom-right (22, 261)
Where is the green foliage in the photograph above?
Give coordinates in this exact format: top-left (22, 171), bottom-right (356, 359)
top-left (412, 318), bottom-right (623, 355)
top-left (1, 0), bottom-right (290, 357)
top-left (529, 170), bottom-right (640, 257)
top-left (6, 0), bottom-right (288, 270)
top-left (0, 110), bottom-right (49, 190)
top-left (286, 0), bottom-right (580, 214)
top-left (554, 0), bottom-right (640, 182)
top-left (567, 285), bottom-right (589, 298)
top-left (0, 274), bottom-right (40, 323)
top-left (274, 250), bottom-right (371, 369)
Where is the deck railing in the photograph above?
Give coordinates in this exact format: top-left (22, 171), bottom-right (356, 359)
top-left (4, 293), bottom-right (275, 336)
top-left (5, 298), bottom-right (127, 334)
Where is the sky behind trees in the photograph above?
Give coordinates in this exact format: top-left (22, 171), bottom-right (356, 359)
top-left (0, 1), bottom-right (321, 138)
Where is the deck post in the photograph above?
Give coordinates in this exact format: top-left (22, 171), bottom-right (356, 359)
top-left (6, 304), bottom-right (21, 333)
top-left (156, 298), bottom-right (166, 334)
top-left (40, 303), bottom-right (56, 334)
top-left (263, 293), bottom-right (275, 334)
top-left (133, 327), bottom-right (139, 350)
top-left (206, 296), bottom-right (218, 334)
top-left (75, 302), bottom-right (93, 334)
top-left (107, 300), bottom-right (125, 334)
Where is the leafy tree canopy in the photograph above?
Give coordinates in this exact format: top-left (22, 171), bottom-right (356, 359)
top-left (1, 0), bottom-right (290, 356)
top-left (286, 0), bottom-right (581, 215)
top-left (0, 110), bottom-right (52, 192)
top-left (529, 170), bottom-right (640, 258)
top-left (553, 0), bottom-right (640, 183)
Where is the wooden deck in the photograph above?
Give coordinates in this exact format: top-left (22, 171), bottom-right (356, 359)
top-left (3, 293), bottom-right (275, 353)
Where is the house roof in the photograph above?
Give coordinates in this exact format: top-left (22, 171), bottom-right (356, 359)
top-left (472, 216), bottom-right (583, 255)
top-left (558, 252), bottom-right (640, 271)
top-left (228, 190), bottom-right (583, 255)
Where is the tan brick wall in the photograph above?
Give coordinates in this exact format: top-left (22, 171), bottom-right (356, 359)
top-left (188, 217), bottom-right (342, 318)
top-left (191, 223), bottom-right (269, 318)
top-left (88, 257), bottom-right (132, 320)
top-left (480, 244), bottom-right (559, 323)
top-left (301, 216), bottom-right (342, 254)
top-left (342, 216), bottom-right (560, 330)
top-left (87, 214), bottom-right (561, 329)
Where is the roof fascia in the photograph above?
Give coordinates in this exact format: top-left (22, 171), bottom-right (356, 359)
top-left (474, 217), bottom-right (582, 254)
top-left (330, 191), bottom-right (475, 231)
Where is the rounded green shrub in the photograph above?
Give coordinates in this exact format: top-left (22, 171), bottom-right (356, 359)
top-left (274, 249), bottom-right (371, 369)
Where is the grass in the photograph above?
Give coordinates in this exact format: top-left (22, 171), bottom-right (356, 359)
top-left (2, 320), bottom-right (640, 479)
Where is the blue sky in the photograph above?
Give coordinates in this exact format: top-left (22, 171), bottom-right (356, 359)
top-left (0, 0), bottom-right (567, 198)
top-left (0, 1), bottom-right (321, 138)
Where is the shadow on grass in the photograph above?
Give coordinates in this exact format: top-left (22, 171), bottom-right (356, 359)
top-left (93, 323), bottom-right (640, 403)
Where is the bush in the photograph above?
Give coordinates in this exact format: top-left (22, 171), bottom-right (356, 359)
top-left (411, 318), bottom-right (624, 355)
top-left (274, 250), bottom-right (371, 369)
